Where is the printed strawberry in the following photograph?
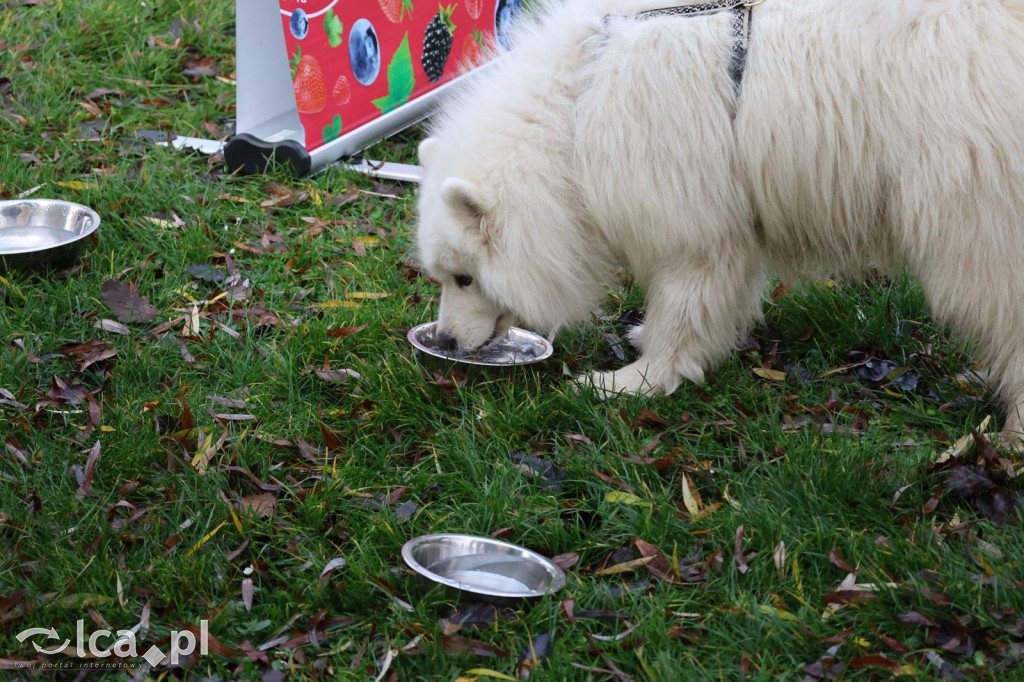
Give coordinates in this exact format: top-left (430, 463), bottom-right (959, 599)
top-left (422, 4), bottom-right (456, 83)
top-left (462, 29), bottom-right (487, 67)
top-left (465, 0), bottom-right (482, 19)
top-left (379, 0), bottom-right (413, 23)
top-left (333, 75), bottom-right (351, 105)
top-left (290, 47), bottom-right (327, 114)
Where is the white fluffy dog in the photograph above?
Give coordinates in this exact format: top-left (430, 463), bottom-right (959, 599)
top-left (415, 0), bottom-right (1024, 440)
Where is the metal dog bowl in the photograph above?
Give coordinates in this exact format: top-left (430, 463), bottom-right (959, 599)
top-left (0, 199), bottom-right (100, 271)
top-left (407, 322), bottom-right (553, 376)
top-left (402, 533), bottom-right (566, 601)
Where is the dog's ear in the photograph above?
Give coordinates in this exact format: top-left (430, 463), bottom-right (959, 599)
top-left (417, 138), bottom-right (438, 168)
top-left (441, 178), bottom-right (487, 224)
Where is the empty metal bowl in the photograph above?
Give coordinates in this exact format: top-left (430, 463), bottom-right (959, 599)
top-left (402, 533), bottom-right (566, 601)
top-left (407, 322), bottom-right (553, 376)
top-left (0, 199), bottom-right (100, 271)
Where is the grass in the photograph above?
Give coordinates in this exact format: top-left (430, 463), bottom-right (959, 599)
top-left (3, 1), bottom-right (1024, 680)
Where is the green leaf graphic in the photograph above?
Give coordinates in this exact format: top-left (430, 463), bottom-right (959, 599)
top-left (323, 113), bottom-right (343, 143)
top-left (371, 34), bottom-right (416, 115)
top-left (324, 9), bottom-right (343, 48)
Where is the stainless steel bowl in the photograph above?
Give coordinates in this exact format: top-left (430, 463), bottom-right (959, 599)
top-left (0, 199), bottom-right (100, 271)
top-left (407, 322), bottom-right (553, 377)
top-left (402, 533), bottom-right (566, 601)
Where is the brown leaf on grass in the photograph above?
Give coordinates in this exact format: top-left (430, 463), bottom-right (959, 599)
top-left (224, 466), bottom-right (283, 492)
top-left (209, 411), bottom-right (257, 422)
top-left (828, 547), bottom-right (856, 573)
top-left (62, 339), bottom-right (117, 372)
top-left (518, 632), bottom-right (553, 678)
top-left (394, 500), bottom-right (419, 523)
top-left (84, 87), bottom-right (122, 100)
top-left (636, 409), bottom-right (669, 430)
top-left (100, 280), bottom-right (158, 323)
top-left (223, 273), bottom-right (252, 302)
top-left (242, 578), bottom-right (254, 612)
top-left (318, 557), bottom-right (347, 588)
top-left (801, 644), bottom-right (844, 679)
top-left (181, 56), bottom-right (219, 79)
top-left (635, 539), bottom-right (681, 585)
top-left (75, 441), bottom-right (101, 498)
top-left (207, 395), bottom-right (248, 410)
top-left (440, 603), bottom-right (506, 635)
top-left (326, 325), bottom-right (368, 339)
top-left (183, 623), bottom-right (237, 656)
top-left (871, 626), bottom-right (911, 654)
top-left (93, 318), bottom-right (130, 335)
top-left (922, 486), bottom-right (942, 514)
top-left (918, 586), bottom-right (953, 607)
top-left (45, 375), bottom-right (91, 405)
top-left (234, 492), bottom-right (276, 518)
top-left (896, 610), bottom-right (937, 627)
top-left (314, 367), bottom-right (363, 383)
top-left (260, 181), bottom-right (308, 207)
top-left (594, 470), bottom-right (637, 494)
top-left (773, 541), bottom-right (786, 576)
top-left (237, 639), bottom-right (270, 664)
top-left (929, 430), bottom-right (1024, 525)
top-left (734, 525), bottom-right (749, 574)
top-left (5, 440), bottom-right (29, 464)
top-left (552, 552), bottom-right (580, 570)
top-left (384, 486), bottom-right (409, 505)
top-left (319, 414), bottom-right (343, 451)
top-left (822, 590), bottom-right (877, 607)
top-left (593, 556), bottom-right (654, 576)
top-left (441, 635), bottom-right (510, 658)
top-left (177, 387), bottom-right (194, 431)
top-left (0, 389), bottom-right (29, 411)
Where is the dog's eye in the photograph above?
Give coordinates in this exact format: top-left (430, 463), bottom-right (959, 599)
top-left (454, 274), bottom-right (474, 288)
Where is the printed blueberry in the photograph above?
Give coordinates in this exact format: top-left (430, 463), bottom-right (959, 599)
top-left (290, 9), bottom-right (309, 40)
top-left (349, 19), bottom-right (381, 85)
top-left (495, 0), bottom-right (523, 50)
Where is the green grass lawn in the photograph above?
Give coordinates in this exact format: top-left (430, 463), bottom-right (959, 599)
top-left (3, 1), bottom-right (1024, 680)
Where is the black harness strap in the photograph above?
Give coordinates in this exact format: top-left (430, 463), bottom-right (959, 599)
top-left (625, 1), bottom-right (757, 91)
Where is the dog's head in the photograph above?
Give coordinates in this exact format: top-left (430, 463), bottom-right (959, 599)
top-left (415, 137), bottom-right (515, 353)
top-left (416, 134), bottom-right (614, 352)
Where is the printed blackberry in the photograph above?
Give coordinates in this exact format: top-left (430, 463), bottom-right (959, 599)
top-left (422, 4), bottom-right (456, 83)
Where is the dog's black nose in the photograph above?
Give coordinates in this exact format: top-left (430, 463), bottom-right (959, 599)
top-left (434, 330), bottom-right (458, 351)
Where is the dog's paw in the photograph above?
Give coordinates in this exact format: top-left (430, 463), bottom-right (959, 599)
top-left (625, 323), bottom-right (644, 351)
top-left (575, 364), bottom-right (660, 399)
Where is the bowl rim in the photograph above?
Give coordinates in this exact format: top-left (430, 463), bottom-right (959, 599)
top-left (401, 532), bottom-right (567, 598)
top-left (407, 321), bottom-right (553, 367)
top-left (0, 199), bottom-right (101, 256)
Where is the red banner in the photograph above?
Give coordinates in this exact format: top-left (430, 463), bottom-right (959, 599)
top-left (276, 0), bottom-right (523, 151)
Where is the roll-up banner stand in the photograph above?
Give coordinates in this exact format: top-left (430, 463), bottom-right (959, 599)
top-left (165, 0), bottom-right (523, 181)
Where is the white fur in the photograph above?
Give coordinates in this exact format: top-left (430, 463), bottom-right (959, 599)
top-left (415, 0), bottom-right (1024, 439)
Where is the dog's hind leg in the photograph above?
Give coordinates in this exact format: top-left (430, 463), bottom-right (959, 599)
top-left (912, 217), bottom-right (1024, 450)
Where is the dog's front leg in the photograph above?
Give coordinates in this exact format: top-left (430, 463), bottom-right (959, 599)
top-left (580, 256), bottom-right (766, 398)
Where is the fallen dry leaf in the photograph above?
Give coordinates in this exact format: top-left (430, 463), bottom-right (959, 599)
top-left (75, 441), bottom-right (102, 498)
top-left (93, 319), bottom-right (130, 335)
top-left (100, 280), bottom-right (158, 324)
top-left (234, 492), bottom-right (276, 518)
top-left (242, 578), bottom-right (253, 612)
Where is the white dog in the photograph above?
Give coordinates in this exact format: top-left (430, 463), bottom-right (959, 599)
top-left (415, 0), bottom-right (1024, 441)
